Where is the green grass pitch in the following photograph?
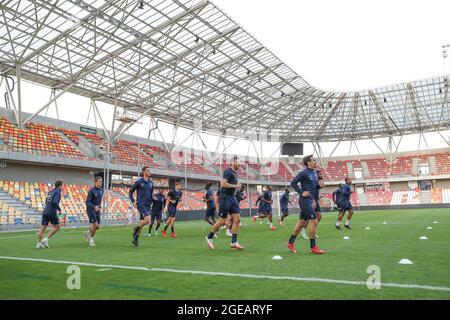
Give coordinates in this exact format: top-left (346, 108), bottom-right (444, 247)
top-left (0, 208), bottom-right (449, 300)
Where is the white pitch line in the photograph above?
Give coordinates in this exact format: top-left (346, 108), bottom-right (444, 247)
top-left (1, 256), bottom-right (450, 293)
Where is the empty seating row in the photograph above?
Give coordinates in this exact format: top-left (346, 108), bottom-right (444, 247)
top-left (0, 117), bottom-right (86, 159)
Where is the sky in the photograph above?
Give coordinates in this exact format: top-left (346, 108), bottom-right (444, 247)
top-left (2, 0), bottom-right (450, 158)
top-left (215, 0), bottom-right (450, 91)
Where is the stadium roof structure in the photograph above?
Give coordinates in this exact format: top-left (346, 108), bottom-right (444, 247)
top-left (0, 0), bottom-right (450, 144)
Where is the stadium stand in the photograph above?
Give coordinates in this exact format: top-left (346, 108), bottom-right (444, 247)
top-left (59, 126), bottom-right (161, 167)
top-left (435, 153), bottom-right (450, 176)
top-left (2, 116), bottom-right (450, 183)
top-left (322, 160), bottom-right (349, 181)
top-left (276, 162), bottom-right (294, 180)
top-left (365, 158), bottom-right (390, 179)
top-left (365, 190), bottom-right (393, 206)
top-left (390, 190), bottom-right (421, 205)
top-left (212, 161), bottom-right (256, 180)
top-left (432, 188), bottom-right (443, 204)
top-left (0, 180), bottom-right (131, 226)
top-left (171, 151), bottom-right (217, 175)
top-left (391, 156), bottom-right (413, 176)
top-left (2, 114), bottom-right (450, 229)
top-left (0, 117), bottom-right (87, 160)
top-left (0, 177), bottom-right (272, 226)
top-left (150, 146), bottom-right (172, 161)
top-left (442, 188), bottom-right (450, 203)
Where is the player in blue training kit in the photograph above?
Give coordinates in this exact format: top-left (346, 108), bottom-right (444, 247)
top-left (215, 189), bottom-right (222, 217)
top-left (332, 184), bottom-right (343, 212)
top-left (84, 176), bottom-right (103, 246)
top-left (129, 166), bottom-right (154, 247)
top-left (162, 181), bottom-right (182, 238)
top-left (336, 177), bottom-right (354, 229)
top-left (253, 186), bottom-right (276, 230)
top-left (205, 156), bottom-right (245, 250)
top-left (147, 187), bottom-right (166, 236)
top-left (253, 191), bottom-right (265, 224)
top-left (216, 188), bottom-right (227, 233)
top-left (203, 182), bottom-right (217, 226)
top-left (36, 180), bottom-right (63, 249)
top-left (225, 185), bottom-right (247, 236)
top-left (286, 155), bottom-right (326, 255)
top-left (278, 188), bottom-right (292, 225)
top-left (235, 185), bottom-right (247, 205)
top-left (300, 170), bottom-right (324, 239)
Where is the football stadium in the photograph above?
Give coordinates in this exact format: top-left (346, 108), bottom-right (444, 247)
top-left (0, 0), bottom-right (450, 304)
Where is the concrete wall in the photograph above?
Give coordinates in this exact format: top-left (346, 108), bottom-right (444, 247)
top-left (433, 179), bottom-right (450, 188)
top-left (0, 162), bottom-right (94, 185)
top-left (185, 179), bottom-right (215, 190)
top-left (389, 181), bottom-right (410, 190)
top-left (320, 186), bottom-right (338, 194)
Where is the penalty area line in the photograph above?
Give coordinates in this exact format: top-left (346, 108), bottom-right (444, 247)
top-left (0, 255), bottom-right (449, 293)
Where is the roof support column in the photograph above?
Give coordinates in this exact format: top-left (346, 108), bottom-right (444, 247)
top-left (44, 89), bottom-right (60, 120)
top-left (92, 100), bottom-right (111, 143)
top-left (1, 74), bottom-right (21, 127)
top-left (15, 64), bottom-right (22, 128)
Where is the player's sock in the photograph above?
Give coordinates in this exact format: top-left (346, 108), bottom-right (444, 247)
top-left (163, 225), bottom-right (168, 232)
top-left (207, 232), bottom-right (215, 240)
top-left (336, 221), bottom-right (341, 226)
top-left (301, 228), bottom-right (309, 239)
top-left (270, 222), bottom-right (273, 228)
top-left (344, 219), bottom-right (350, 226)
top-left (231, 234), bottom-right (238, 244)
top-left (171, 226), bottom-right (174, 233)
top-left (148, 223), bottom-right (154, 234)
top-left (288, 235), bottom-right (296, 244)
top-left (310, 238), bottom-right (316, 248)
top-left (135, 226), bottom-right (143, 240)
